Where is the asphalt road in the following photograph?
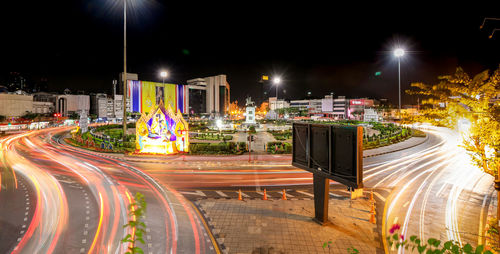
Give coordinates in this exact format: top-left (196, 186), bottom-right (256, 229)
top-left (0, 128), bottom-right (217, 254)
top-left (1, 126), bottom-right (493, 253)
top-left (130, 127), bottom-right (495, 250)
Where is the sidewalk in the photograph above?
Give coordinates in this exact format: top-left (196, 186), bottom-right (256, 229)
top-left (195, 198), bottom-right (382, 254)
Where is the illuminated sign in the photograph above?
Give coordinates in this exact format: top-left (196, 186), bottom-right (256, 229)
top-left (350, 99), bottom-right (364, 105)
top-left (135, 102), bottom-right (189, 155)
top-left (262, 75), bottom-right (269, 81)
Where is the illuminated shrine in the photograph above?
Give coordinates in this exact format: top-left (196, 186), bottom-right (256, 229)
top-left (135, 102), bottom-right (189, 154)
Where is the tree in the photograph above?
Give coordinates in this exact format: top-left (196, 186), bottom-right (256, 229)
top-left (406, 66), bottom-right (500, 177)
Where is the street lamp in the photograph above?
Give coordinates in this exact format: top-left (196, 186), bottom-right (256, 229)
top-left (122, 0), bottom-right (128, 139)
top-left (394, 48), bottom-right (405, 118)
top-left (273, 77), bottom-right (281, 100)
top-left (160, 71), bottom-right (168, 85)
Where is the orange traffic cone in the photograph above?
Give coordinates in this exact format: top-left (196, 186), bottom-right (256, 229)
top-left (370, 190), bottom-right (374, 202)
top-left (238, 189), bottom-right (243, 201)
top-left (262, 189), bottom-right (268, 200)
top-left (282, 189), bottom-right (287, 200)
top-left (369, 212), bottom-right (376, 224)
top-left (369, 203), bottom-right (376, 224)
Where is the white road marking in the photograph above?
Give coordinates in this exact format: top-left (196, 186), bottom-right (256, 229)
top-left (215, 191), bottom-right (228, 197)
top-left (296, 190), bottom-right (314, 197)
top-left (179, 191), bottom-right (206, 197)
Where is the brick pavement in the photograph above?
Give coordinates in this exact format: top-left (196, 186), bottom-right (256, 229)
top-left (195, 198), bottom-right (383, 254)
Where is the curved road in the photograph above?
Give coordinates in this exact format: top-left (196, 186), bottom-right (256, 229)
top-left (1, 126), bottom-right (493, 253)
top-left (0, 127), bottom-right (217, 254)
top-left (129, 127), bottom-right (495, 250)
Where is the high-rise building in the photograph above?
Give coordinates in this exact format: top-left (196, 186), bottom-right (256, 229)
top-left (90, 93), bottom-right (108, 118)
top-left (186, 75), bottom-right (230, 116)
top-left (332, 96), bottom-right (348, 119)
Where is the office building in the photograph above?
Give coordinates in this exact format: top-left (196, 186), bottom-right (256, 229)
top-left (187, 75), bottom-right (230, 115)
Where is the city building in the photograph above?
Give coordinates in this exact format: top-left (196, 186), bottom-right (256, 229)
top-left (55, 94), bottom-right (90, 117)
top-left (308, 99), bottom-right (323, 115)
top-left (321, 95), bottom-right (334, 113)
top-left (0, 93), bottom-right (33, 117)
top-left (332, 96), bottom-right (348, 119)
top-left (363, 108), bottom-right (380, 122)
top-left (289, 99), bottom-right (310, 110)
top-left (269, 97), bottom-right (289, 111)
top-left (90, 93), bottom-right (108, 118)
top-left (348, 98), bottom-right (374, 120)
top-left (32, 101), bottom-right (54, 114)
top-left (187, 75), bottom-right (230, 116)
top-left (113, 94), bottom-right (130, 120)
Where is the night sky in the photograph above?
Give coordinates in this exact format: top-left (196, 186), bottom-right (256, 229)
top-left (1, 1), bottom-right (498, 106)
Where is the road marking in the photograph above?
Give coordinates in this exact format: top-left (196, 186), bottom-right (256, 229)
top-left (179, 191), bottom-right (206, 197)
top-left (82, 239), bottom-right (86, 244)
top-left (403, 201), bottom-right (410, 207)
top-left (296, 190), bottom-right (314, 197)
top-left (373, 192), bottom-right (386, 202)
top-left (436, 183), bottom-right (447, 197)
top-left (329, 192), bottom-right (344, 198)
top-left (215, 191), bottom-right (228, 197)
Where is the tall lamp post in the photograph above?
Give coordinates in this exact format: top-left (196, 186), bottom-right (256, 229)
top-left (273, 77), bottom-right (281, 100)
top-left (394, 48), bottom-right (405, 119)
top-left (122, 0), bottom-right (128, 139)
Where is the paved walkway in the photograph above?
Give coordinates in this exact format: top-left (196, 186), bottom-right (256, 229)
top-left (196, 198), bottom-right (382, 254)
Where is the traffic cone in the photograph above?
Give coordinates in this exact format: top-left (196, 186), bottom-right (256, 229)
top-left (370, 203), bottom-right (376, 215)
top-left (369, 203), bottom-right (376, 224)
top-left (369, 212), bottom-right (376, 224)
top-left (282, 189), bottom-right (287, 200)
top-left (238, 189), bottom-right (243, 201)
top-left (262, 189), bottom-right (268, 200)
top-left (370, 190), bottom-right (374, 202)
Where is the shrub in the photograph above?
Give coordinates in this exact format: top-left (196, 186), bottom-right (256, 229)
top-left (267, 142), bottom-right (292, 154)
top-left (189, 142), bottom-right (238, 155)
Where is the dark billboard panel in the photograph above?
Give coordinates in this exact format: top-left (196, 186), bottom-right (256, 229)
top-left (292, 123), bottom-right (308, 165)
top-left (292, 123), bottom-right (363, 188)
top-left (310, 125), bottom-right (330, 173)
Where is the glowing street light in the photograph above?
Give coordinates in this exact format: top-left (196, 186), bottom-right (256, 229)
top-left (273, 77), bottom-right (281, 100)
top-left (394, 48), bottom-right (405, 118)
top-left (160, 71), bottom-right (168, 85)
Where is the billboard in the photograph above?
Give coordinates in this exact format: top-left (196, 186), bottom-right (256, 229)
top-left (136, 103), bottom-right (189, 155)
top-left (128, 80), bottom-right (188, 114)
top-left (292, 123), bottom-right (363, 188)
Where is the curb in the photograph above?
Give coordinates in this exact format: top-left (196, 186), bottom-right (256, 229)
top-left (363, 135), bottom-right (429, 158)
top-left (191, 201), bottom-right (227, 254)
top-left (62, 132), bottom-right (430, 163)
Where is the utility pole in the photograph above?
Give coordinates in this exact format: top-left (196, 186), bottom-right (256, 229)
top-left (248, 129), bottom-right (252, 162)
top-left (122, 0), bottom-right (128, 139)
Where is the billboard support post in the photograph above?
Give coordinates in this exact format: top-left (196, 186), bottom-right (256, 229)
top-left (312, 174), bottom-right (330, 225)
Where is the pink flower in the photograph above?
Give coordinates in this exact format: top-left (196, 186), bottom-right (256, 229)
top-left (400, 234), bottom-right (405, 241)
top-left (389, 224), bottom-right (401, 234)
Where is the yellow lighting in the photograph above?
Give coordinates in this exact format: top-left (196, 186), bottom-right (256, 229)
top-left (135, 103), bottom-right (189, 155)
